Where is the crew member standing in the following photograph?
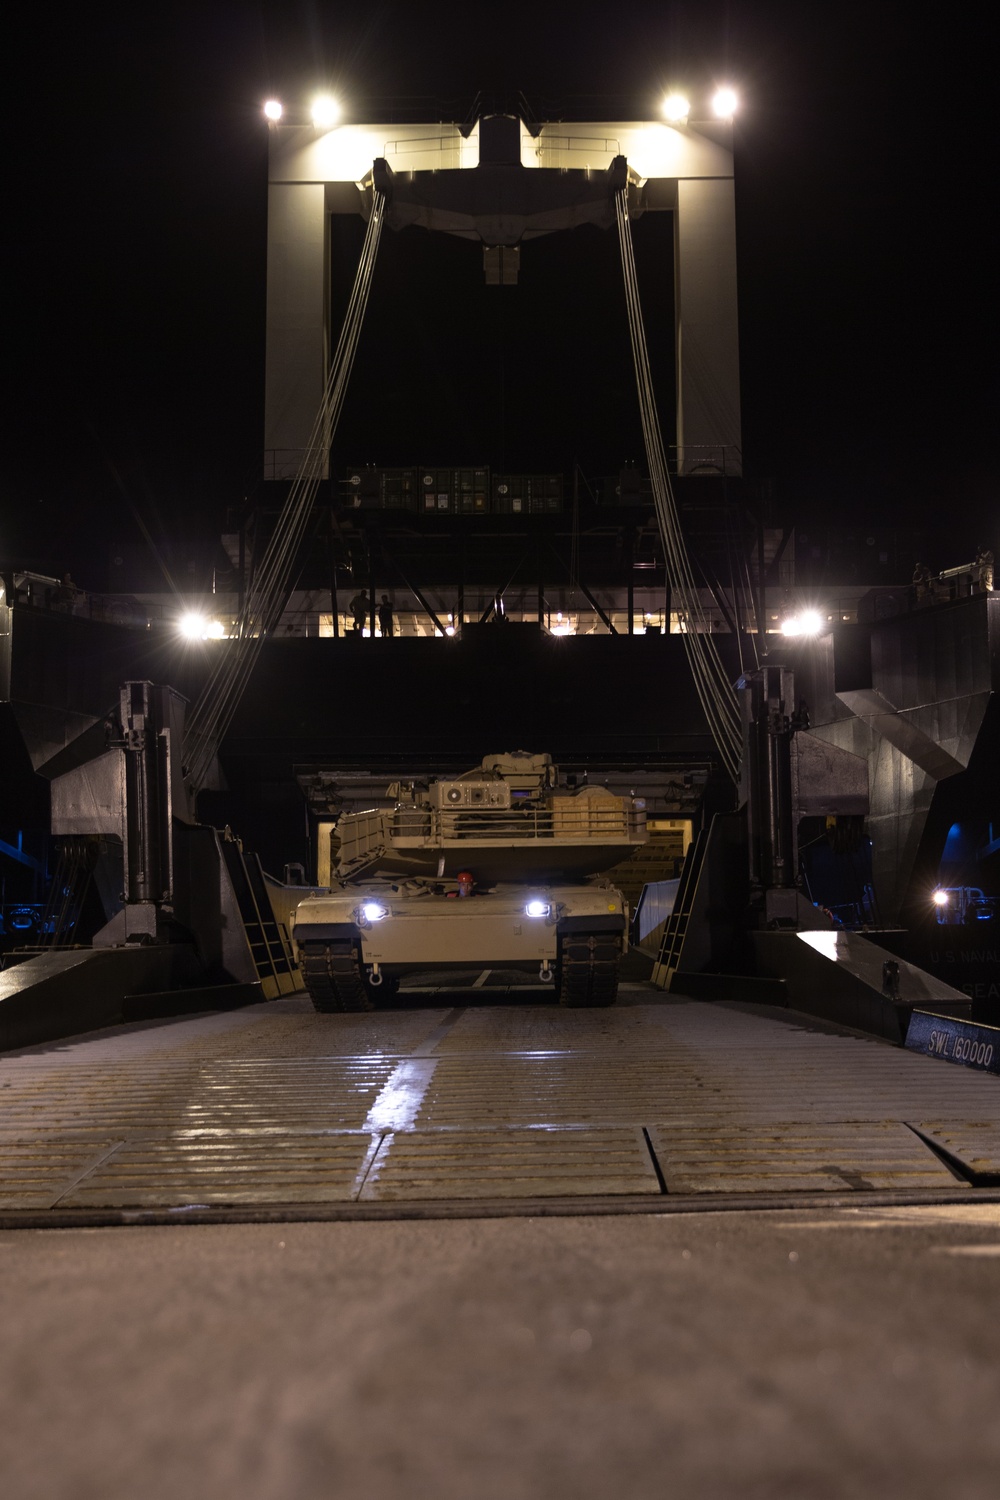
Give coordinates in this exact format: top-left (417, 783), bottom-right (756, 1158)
top-left (349, 590), bottom-right (369, 634)
top-left (378, 594), bottom-right (394, 637)
top-left (975, 545), bottom-right (994, 592)
top-left (912, 561), bottom-right (932, 606)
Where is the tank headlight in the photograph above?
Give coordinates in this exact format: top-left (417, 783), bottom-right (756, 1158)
top-left (525, 899), bottom-right (551, 919)
top-left (932, 890), bottom-right (949, 907)
top-left (360, 901), bottom-right (388, 923)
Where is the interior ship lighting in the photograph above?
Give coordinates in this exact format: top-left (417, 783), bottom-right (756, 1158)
top-left (263, 99), bottom-right (283, 121)
top-left (311, 95), bottom-right (340, 127)
top-left (932, 890), bottom-right (949, 907)
top-left (525, 899), bottom-right (552, 919)
top-left (663, 93), bottom-right (690, 123)
top-left (712, 87), bottom-right (739, 119)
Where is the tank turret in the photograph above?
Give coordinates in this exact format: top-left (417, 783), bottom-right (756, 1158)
top-left (335, 752), bottom-right (646, 883)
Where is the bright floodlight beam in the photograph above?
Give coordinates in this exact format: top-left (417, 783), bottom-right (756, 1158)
top-left (663, 93), bottom-right (690, 123)
top-left (932, 890), bottom-right (949, 907)
top-left (263, 99), bottom-right (283, 121)
top-left (179, 612), bottom-right (207, 640)
top-left (712, 87), bottom-right (738, 118)
top-left (311, 95), bottom-right (340, 127)
top-left (780, 609), bottom-right (825, 638)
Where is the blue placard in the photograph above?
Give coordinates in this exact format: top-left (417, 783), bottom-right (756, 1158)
top-left (906, 1011), bottom-right (1000, 1075)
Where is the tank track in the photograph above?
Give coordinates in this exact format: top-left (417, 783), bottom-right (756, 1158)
top-left (556, 931), bottom-right (622, 1008)
top-left (300, 941), bottom-right (374, 1013)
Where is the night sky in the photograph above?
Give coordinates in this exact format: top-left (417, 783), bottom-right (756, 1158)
top-left (3, 2), bottom-right (996, 583)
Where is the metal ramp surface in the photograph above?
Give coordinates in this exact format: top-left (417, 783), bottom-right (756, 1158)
top-left (3, 982), bottom-right (1000, 1223)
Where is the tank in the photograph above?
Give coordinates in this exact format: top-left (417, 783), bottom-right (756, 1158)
top-left (291, 752), bottom-right (647, 1011)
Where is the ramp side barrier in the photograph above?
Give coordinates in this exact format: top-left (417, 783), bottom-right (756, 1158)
top-left (219, 843), bottom-right (300, 1000)
top-left (651, 826), bottom-right (710, 988)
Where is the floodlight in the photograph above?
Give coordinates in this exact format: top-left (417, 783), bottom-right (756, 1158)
top-left (179, 612), bottom-right (207, 640)
top-left (361, 901), bottom-right (387, 922)
top-left (525, 899), bottom-right (551, 919)
top-left (932, 890), bottom-right (949, 907)
top-left (206, 620), bottom-right (226, 639)
top-left (263, 99), bottom-right (283, 122)
top-left (780, 609), bottom-right (824, 638)
top-left (663, 93), bottom-right (690, 123)
top-left (311, 95), bottom-right (340, 127)
top-left (712, 87), bottom-right (738, 118)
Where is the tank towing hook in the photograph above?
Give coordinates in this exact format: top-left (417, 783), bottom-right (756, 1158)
top-left (368, 962), bottom-right (384, 987)
top-left (539, 963), bottom-right (554, 983)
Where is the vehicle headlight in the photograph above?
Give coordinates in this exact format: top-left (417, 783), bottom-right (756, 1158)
top-left (358, 900), bottom-right (388, 924)
top-left (524, 899), bottom-right (551, 919)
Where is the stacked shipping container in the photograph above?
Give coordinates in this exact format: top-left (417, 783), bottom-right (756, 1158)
top-left (343, 467), bottom-right (563, 514)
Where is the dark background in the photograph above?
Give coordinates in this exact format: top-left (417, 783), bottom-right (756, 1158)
top-left (2, 1), bottom-right (995, 582)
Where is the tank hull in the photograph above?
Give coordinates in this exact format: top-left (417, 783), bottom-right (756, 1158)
top-left (292, 880), bottom-right (628, 1008)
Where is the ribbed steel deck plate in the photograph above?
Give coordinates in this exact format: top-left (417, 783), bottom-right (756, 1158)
top-left (911, 1122), bottom-right (1000, 1181)
top-left (1, 991), bottom-right (999, 1211)
top-left (359, 1126), bottom-right (661, 1201)
top-left (646, 1120), bottom-right (957, 1193)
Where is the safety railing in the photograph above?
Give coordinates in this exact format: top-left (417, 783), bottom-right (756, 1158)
top-left (389, 803), bottom-right (646, 844)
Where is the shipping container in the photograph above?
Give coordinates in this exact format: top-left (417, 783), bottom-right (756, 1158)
top-left (344, 466), bottom-right (380, 507)
top-left (528, 474), bottom-right (563, 513)
top-left (493, 474), bottom-right (563, 514)
top-left (380, 468), bottom-right (418, 509)
top-left (418, 466), bottom-right (491, 514)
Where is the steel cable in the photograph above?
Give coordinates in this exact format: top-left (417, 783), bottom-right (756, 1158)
top-left (183, 192), bottom-right (387, 793)
top-left (615, 187), bottom-right (742, 780)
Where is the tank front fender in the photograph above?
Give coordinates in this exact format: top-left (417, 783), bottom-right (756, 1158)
top-left (293, 921), bottom-right (360, 946)
top-left (556, 915), bottom-right (626, 936)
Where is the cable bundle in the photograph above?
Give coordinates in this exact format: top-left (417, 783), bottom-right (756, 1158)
top-left (615, 187), bottom-right (742, 782)
top-left (183, 191), bottom-right (387, 795)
